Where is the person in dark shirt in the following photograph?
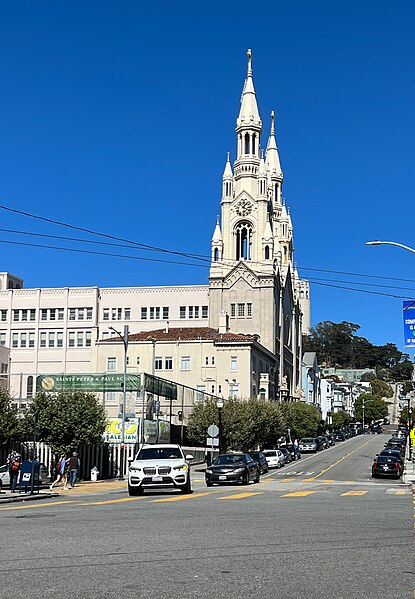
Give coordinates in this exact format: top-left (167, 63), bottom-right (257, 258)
top-left (68, 452), bottom-right (80, 488)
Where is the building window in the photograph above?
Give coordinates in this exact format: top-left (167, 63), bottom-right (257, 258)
top-left (218, 385), bottom-right (222, 394)
top-left (165, 357), bottom-right (173, 370)
top-left (49, 309), bottom-right (56, 321)
top-left (0, 332), bottom-right (5, 346)
top-left (69, 308), bottom-right (76, 321)
top-left (211, 385), bottom-right (215, 393)
top-left (40, 332), bottom-right (47, 348)
top-left (181, 356), bottom-right (191, 371)
top-left (124, 308), bottom-right (131, 321)
top-left (194, 306), bottom-right (199, 319)
top-left (196, 385), bottom-right (206, 401)
top-left (163, 307), bottom-right (169, 320)
top-left (107, 357), bottom-right (116, 371)
top-left (229, 383), bottom-right (239, 398)
top-left (205, 357), bottom-right (209, 365)
top-left (86, 307), bottom-right (93, 320)
top-left (57, 332), bottom-right (63, 348)
top-left (230, 356), bottom-right (238, 371)
top-left (27, 375), bottom-right (33, 399)
top-left (21, 309), bottom-right (28, 321)
top-left (247, 303), bottom-right (252, 317)
top-left (136, 357), bottom-right (140, 365)
top-left (106, 392), bottom-right (116, 402)
top-left (29, 332), bottom-right (35, 348)
top-left (13, 310), bottom-right (19, 322)
top-left (264, 245), bottom-right (270, 260)
top-left (179, 306), bottom-right (186, 319)
top-left (141, 307), bottom-right (147, 320)
top-left (230, 304), bottom-right (236, 318)
top-left (12, 333), bottom-right (19, 348)
top-left (155, 307), bottom-right (160, 319)
top-left (77, 308), bottom-right (84, 321)
top-left (103, 308), bottom-right (109, 321)
top-left (188, 306), bottom-right (193, 319)
top-left (1, 310), bottom-right (7, 321)
top-left (235, 221), bottom-right (252, 261)
top-left (57, 308), bottom-right (64, 320)
top-left (212, 357), bottom-right (215, 365)
top-left (238, 303), bottom-right (245, 317)
top-left (202, 305), bottom-right (208, 319)
top-left (154, 357), bottom-right (163, 370)
top-left (68, 332), bottom-right (75, 348)
top-left (150, 307), bottom-right (155, 320)
top-left (48, 332), bottom-right (55, 348)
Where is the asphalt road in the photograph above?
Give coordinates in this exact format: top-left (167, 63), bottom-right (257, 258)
top-left (0, 433), bottom-right (413, 599)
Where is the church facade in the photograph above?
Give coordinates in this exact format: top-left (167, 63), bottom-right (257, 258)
top-left (0, 50), bottom-right (309, 411)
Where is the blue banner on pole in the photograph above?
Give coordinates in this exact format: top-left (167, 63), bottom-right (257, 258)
top-left (403, 301), bottom-right (415, 348)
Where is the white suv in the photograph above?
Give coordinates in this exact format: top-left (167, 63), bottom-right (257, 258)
top-left (128, 444), bottom-right (193, 496)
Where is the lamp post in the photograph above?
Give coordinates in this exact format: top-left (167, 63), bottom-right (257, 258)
top-left (109, 324), bottom-right (129, 480)
top-left (217, 398), bottom-right (224, 456)
top-left (361, 397), bottom-right (374, 433)
top-left (366, 240), bottom-right (415, 254)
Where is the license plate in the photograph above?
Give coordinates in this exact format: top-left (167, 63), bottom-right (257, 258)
top-left (152, 475), bottom-right (163, 482)
top-left (383, 466), bottom-right (388, 470)
top-left (219, 475), bottom-right (227, 480)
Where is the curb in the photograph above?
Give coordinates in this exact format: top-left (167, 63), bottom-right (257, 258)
top-left (0, 491), bottom-right (59, 505)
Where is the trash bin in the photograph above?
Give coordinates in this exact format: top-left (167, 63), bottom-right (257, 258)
top-left (19, 460), bottom-right (40, 493)
top-left (90, 467), bottom-right (99, 482)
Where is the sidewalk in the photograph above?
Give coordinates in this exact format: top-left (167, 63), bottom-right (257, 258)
top-left (0, 477), bottom-right (122, 504)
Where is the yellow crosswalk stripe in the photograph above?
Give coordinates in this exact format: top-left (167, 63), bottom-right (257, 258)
top-left (341, 491), bottom-right (367, 496)
top-left (217, 492), bottom-right (264, 500)
top-left (303, 478), bottom-right (316, 482)
top-left (152, 492), bottom-right (213, 503)
top-left (0, 500), bottom-right (75, 511)
top-left (392, 490), bottom-right (407, 495)
top-left (281, 491), bottom-right (317, 497)
top-left (281, 478), bottom-right (295, 482)
top-left (81, 496), bottom-right (146, 505)
top-left (321, 479), bottom-right (335, 483)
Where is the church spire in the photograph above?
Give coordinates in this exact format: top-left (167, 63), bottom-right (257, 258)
top-left (235, 49), bottom-right (262, 160)
top-left (266, 111), bottom-right (283, 182)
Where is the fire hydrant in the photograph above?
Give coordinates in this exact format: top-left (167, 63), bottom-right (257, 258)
top-left (90, 466), bottom-right (99, 482)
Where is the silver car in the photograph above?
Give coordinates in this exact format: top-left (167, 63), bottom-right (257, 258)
top-left (298, 437), bottom-right (317, 453)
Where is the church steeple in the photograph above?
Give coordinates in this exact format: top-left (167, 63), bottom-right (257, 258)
top-left (266, 111), bottom-right (283, 205)
top-left (235, 49), bottom-right (262, 162)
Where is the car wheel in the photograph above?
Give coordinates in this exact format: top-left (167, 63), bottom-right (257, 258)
top-left (128, 485), bottom-right (142, 496)
top-left (206, 482), bottom-right (213, 487)
top-left (181, 477), bottom-right (192, 494)
top-left (243, 472), bottom-right (249, 485)
top-left (371, 472), bottom-right (376, 478)
top-left (254, 470), bottom-right (260, 484)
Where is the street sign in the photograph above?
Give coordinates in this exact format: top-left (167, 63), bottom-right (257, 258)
top-left (206, 437), bottom-right (219, 447)
top-left (403, 301), bottom-right (415, 348)
top-left (208, 424), bottom-right (219, 438)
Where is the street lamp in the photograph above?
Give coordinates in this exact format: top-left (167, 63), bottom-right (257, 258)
top-left (109, 324), bottom-right (129, 480)
top-left (361, 397), bottom-right (374, 433)
top-left (217, 398), bottom-right (224, 456)
top-left (366, 240), bottom-right (415, 254)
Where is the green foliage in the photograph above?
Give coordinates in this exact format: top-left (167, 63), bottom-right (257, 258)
top-left (0, 390), bottom-right (20, 446)
top-left (354, 393), bottom-right (388, 422)
top-left (303, 321), bottom-right (412, 378)
top-left (370, 379), bottom-right (393, 399)
top-left (402, 381), bottom-right (414, 396)
top-left (280, 402), bottom-right (321, 440)
top-left (332, 410), bottom-right (351, 430)
top-left (399, 406), bottom-right (413, 427)
top-left (187, 398), bottom-right (286, 451)
top-left (22, 391), bottom-right (106, 452)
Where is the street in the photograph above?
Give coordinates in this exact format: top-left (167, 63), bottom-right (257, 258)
top-left (0, 434), bottom-right (413, 599)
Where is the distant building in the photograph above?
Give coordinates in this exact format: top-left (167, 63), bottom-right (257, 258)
top-left (302, 352), bottom-right (320, 407)
top-left (321, 368), bottom-right (376, 383)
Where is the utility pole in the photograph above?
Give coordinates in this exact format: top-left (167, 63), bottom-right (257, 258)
top-left (110, 324), bottom-right (129, 479)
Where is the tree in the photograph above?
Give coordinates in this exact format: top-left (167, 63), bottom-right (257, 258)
top-left (187, 398), bottom-right (286, 451)
top-left (370, 379), bottom-right (393, 399)
top-left (0, 390), bottom-right (20, 447)
top-left (332, 410), bottom-right (351, 430)
top-left (280, 403), bottom-right (321, 440)
top-left (354, 393), bottom-right (388, 422)
top-left (22, 391), bottom-right (106, 452)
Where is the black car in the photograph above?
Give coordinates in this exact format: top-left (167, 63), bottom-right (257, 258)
top-left (247, 451), bottom-right (269, 474)
top-left (371, 424), bottom-right (383, 434)
top-left (282, 444), bottom-right (301, 461)
top-left (314, 437), bottom-right (325, 451)
top-left (333, 431), bottom-right (345, 441)
top-left (279, 447), bottom-right (293, 463)
top-left (372, 455), bottom-right (402, 478)
top-left (205, 453), bottom-right (260, 486)
top-left (379, 449), bottom-right (404, 467)
top-left (327, 434), bottom-right (336, 446)
top-left (385, 441), bottom-right (405, 457)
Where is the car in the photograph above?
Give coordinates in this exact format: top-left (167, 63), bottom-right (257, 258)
top-left (247, 451), bottom-right (269, 474)
top-left (384, 442), bottom-right (405, 458)
top-left (299, 437), bottom-right (317, 453)
top-left (0, 462), bottom-right (50, 487)
top-left (128, 444), bottom-right (193, 496)
top-left (205, 453), bottom-right (260, 486)
top-left (327, 434), bottom-right (336, 446)
top-left (314, 437), bottom-right (325, 451)
top-left (333, 431), bottom-right (346, 441)
top-left (379, 449), bottom-right (404, 467)
top-left (318, 436), bottom-right (330, 449)
top-left (372, 455), bottom-right (403, 478)
top-left (383, 417), bottom-right (390, 425)
top-left (279, 447), bottom-right (293, 463)
top-left (263, 449), bottom-right (285, 469)
top-left (371, 424), bottom-right (383, 434)
top-left (281, 444), bottom-right (301, 461)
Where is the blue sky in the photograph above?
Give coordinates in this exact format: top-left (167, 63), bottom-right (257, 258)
top-left (1, 1), bottom-right (415, 352)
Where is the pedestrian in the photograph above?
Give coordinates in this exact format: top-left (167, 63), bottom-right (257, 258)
top-left (50, 453), bottom-right (68, 491)
top-left (6, 450), bottom-right (22, 493)
top-left (68, 452), bottom-right (80, 488)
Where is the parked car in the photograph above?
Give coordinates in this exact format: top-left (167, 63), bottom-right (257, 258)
top-left (379, 449), bottom-right (404, 467)
top-left (0, 463), bottom-right (50, 488)
top-left (299, 437), bottom-right (317, 453)
top-left (263, 449), bottom-right (285, 469)
top-left (318, 436), bottom-right (330, 449)
top-left (327, 434), bottom-right (336, 446)
top-left (384, 441), bottom-right (405, 457)
top-left (333, 431), bottom-right (345, 442)
top-left (281, 444), bottom-right (301, 461)
top-left (247, 451), bottom-right (269, 474)
top-left (205, 453), bottom-right (260, 486)
top-left (370, 423), bottom-right (383, 434)
top-left (372, 455), bottom-right (403, 478)
top-left (128, 444), bottom-right (193, 496)
top-left (279, 447), bottom-right (293, 463)
top-left (314, 437), bottom-right (325, 451)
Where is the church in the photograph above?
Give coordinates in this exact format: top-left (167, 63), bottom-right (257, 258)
top-left (0, 50), bottom-right (309, 414)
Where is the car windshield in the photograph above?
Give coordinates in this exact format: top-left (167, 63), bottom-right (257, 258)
top-left (300, 438), bottom-right (314, 443)
top-left (263, 451), bottom-right (277, 457)
top-left (214, 454), bottom-right (246, 465)
top-left (137, 447), bottom-right (182, 460)
top-left (249, 452), bottom-right (261, 459)
top-left (377, 456), bottom-right (397, 463)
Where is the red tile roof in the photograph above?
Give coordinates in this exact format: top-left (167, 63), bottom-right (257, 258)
top-left (100, 327), bottom-right (256, 343)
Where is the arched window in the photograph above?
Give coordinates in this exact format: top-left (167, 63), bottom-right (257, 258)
top-left (27, 375), bottom-right (33, 398)
top-left (259, 388), bottom-right (266, 400)
top-left (214, 248), bottom-right (219, 262)
top-left (264, 245), bottom-right (270, 260)
top-left (284, 246), bottom-right (288, 264)
top-left (235, 221), bottom-right (252, 260)
top-left (252, 134), bottom-right (256, 156)
top-left (244, 133), bottom-right (250, 154)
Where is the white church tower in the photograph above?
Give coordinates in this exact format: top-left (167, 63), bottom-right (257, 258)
top-left (209, 50), bottom-right (310, 399)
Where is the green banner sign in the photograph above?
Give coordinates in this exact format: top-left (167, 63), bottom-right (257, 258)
top-left (144, 374), bottom-right (177, 400)
top-left (36, 374), bottom-right (142, 393)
